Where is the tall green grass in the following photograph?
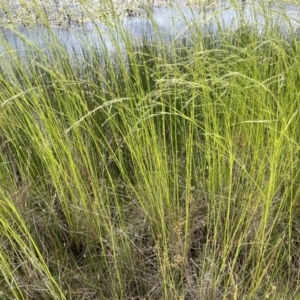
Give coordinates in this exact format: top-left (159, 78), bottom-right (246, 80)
top-left (0, 1), bottom-right (300, 299)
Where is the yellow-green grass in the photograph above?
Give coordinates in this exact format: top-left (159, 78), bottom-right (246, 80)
top-left (0, 1), bottom-right (300, 299)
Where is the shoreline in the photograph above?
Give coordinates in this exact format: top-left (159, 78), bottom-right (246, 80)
top-left (0, 0), bottom-right (298, 29)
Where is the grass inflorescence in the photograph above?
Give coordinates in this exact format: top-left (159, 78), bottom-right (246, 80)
top-left (0, 1), bottom-right (300, 299)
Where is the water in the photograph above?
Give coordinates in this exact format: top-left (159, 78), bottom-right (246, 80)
top-left (0, 0), bottom-right (300, 58)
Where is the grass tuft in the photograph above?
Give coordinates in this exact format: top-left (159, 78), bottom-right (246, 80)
top-left (0, 1), bottom-right (300, 299)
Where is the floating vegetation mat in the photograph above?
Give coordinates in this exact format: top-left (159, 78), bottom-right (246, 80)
top-left (1, 0), bottom-right (299, 30)
top-left (0, 0), bottom-right (189, 28)
top-left (0, 0), bottom-right (119, 27)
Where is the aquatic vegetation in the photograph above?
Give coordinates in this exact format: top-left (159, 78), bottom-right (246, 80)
top-left (0, 0), bottom-right (187, 27)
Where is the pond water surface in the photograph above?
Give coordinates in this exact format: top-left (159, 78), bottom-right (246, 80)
top-left (0, 0), bottom-right (300, 58)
